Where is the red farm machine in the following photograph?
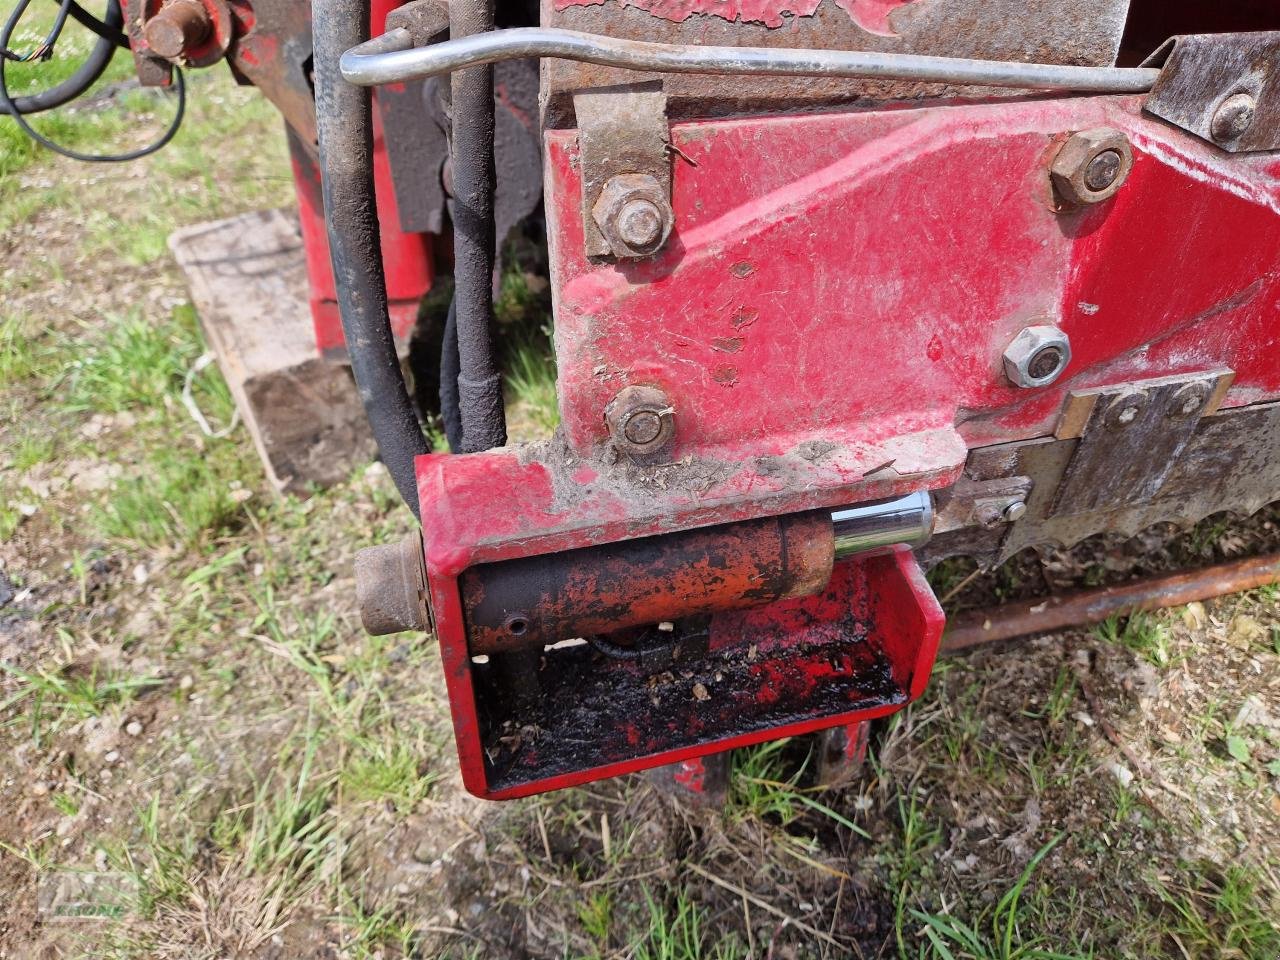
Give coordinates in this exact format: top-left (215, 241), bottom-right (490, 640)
top-left (7, 0), bottom-right (1280, 801)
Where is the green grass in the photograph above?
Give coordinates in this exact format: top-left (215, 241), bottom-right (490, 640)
top-left (1152, 865), bottom-right (1280, 959)
top-left (504, 324), bottom-right (559, 434)
top-left (340, 731), bottom-right (437, 815)
top-left (1093, 611), bottom-right (1175, 667)
top-left (0, 659), bottom-right (162, 745)
top-left (57, 308), bottom-right (198, 415)
top-left (632, 889), bottom-right (746, 960)
top-left (910, 839), bottom-right (1093, 960)
top-left (92, 444), bottom-right (246, 546)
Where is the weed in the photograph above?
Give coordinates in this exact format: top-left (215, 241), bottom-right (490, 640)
top-left (57, 310), bottom-right (192, 415)
top-left (211, 724), bottom-right (339, 909)
top-left (1153, 864), bottom-right (1280, 958)
top-left (341, 732), bottom-right (437, 814)
top-left (0, 313), bottom-right (51, 383)
top-left (0, 661), bottom-right (161, 746)
top-left (892, 791), bottom-right (944, 953)
top-left (727, 739), bottom-right (867, 838)
top-left (911, 837), bottom-right (1092, 959)
top-left (0, 496), bottom-right (20, 542)
top-left (1094, 612), bottom-right (1175, 667)
top-left (93, 444), bottom-right (247, 547)
top-left (578, 890), bottom-right (614, 948)
top-left (337, 888), bottom-right (418, 959)
top-left (632, 888), bottom-right (745, 960)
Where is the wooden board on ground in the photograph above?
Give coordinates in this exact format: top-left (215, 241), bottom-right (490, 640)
top-left (169, 209), bottom-right (376, 494)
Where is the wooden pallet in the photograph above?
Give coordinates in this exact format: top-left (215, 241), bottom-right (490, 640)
top-left (169, 209), bottom-right (376, 494)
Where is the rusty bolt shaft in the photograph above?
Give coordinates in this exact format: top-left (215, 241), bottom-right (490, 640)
top-left (144, 0), bottom-right (211, 59)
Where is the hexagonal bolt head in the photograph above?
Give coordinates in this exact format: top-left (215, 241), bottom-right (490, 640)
top-left (1003, 324), bottom-right (1072, 389)
top-left (1211, 93), bottom-right (1257, 145)
top-left (1050, 129), bottom-right (1133, 206)
top-left (605, 385), bottom-right (676, 458)
top-left (592, 174), bottom-right (673, 259)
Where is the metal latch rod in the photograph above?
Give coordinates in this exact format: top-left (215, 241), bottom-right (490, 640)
top-left (340, 26), bottom-right (1161, 93)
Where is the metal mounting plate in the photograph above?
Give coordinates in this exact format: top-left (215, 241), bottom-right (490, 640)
top-left (573, 84), bottom-right (670, 258)
top-left (1144, 32), bottom-right (1280, 153)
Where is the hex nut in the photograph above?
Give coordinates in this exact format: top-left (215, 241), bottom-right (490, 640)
top-left (1002, 324), bottom-right (1072, 389)
top-left (605, 385), bottom-right (676, 459)
top-left (1049, 129), bottom-right (1133, 206)
top-left (592, 174), bottom-right (673, 259)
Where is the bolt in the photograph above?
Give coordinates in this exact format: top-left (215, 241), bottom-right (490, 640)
top-left (1003, 501), bottom-right (1028, 523)
top-left (622, 408), bottom-right (664, 446)
top-left (605, 385), bottom-right (676, 459)
top-left (1106, 392), bottom-right (1148, 430)
top-left (592, 174), bottom-right (673, 259)
top-left (143, 0), bottom-right (211, 59)
top-left (1210, 93), bottom-right (1256, 145)
top-left (1027, 345), bottom-right (1066, 382)
top-left (1049, 129), bottom-right (1133, 206)
top-left (616, 199), bottom-right (663, 250)
top-left (1003, 324), bottom-right (1072, 389)
top-left (1171, 382), bottom-right (1210, 419)
top-left (1084, 150), bottom-right (1123, 192)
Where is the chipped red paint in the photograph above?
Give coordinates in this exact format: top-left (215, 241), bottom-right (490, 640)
top-left (418, 77), bottom-right (1280, 799)
top-left (832, 0), bottom-right (917, 36)
top-left (672, 757), bottom-right (707, 792)
top-left (546, 95), bottom-right (1280, 463)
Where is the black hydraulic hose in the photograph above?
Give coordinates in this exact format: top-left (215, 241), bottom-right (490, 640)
top-left (313, 0), bottom-right (428, 517)
top-left (449, 0), bottom-right (506, 453)
top-left (63, 0), bottom-right (129, 48)
top-left (0, 0), bottom-right (120, 116)
top-left (439, 294), bottom-right (464, 452)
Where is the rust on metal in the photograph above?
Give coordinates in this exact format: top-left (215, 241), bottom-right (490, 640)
top-left (942, 553), bottom-right (1280, 652)
top-left (1050, 370), bottom-right (1232, 516)
top-left (1144, 32), bottom-right (1280, 153)
top-left (461, 510), bottom-right (837, 655)
top-left (540, 0), bottom-right (1132, 122)
top-left (573, 84), bottom-right (671, 258)
top-left (1048, 128), bottom-right (1133, 207)
top-left (144, 0), bottom-right (212, 60)
top-left (355, 534), bottom-right (431, 636)
top-left (605, 384), bottom-right (677, 463)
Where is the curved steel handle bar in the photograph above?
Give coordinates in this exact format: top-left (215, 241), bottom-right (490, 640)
top-left (341, 26), bottom-right (1161, 93)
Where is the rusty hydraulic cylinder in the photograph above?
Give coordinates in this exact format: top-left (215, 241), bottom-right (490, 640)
top-left (461, 492), bottom-right (935, 654)
top-left (942, 552), bottom-right (1280, 652)
top-left (462, 510), bottom-right (836, 655)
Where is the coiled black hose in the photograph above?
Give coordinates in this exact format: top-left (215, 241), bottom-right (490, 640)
top-left (313, 0), bottom-right (429, 517)
top-left (63, 0), bottom-right (128, 49)
top-left (0, 0), bottom-right (121, 116)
